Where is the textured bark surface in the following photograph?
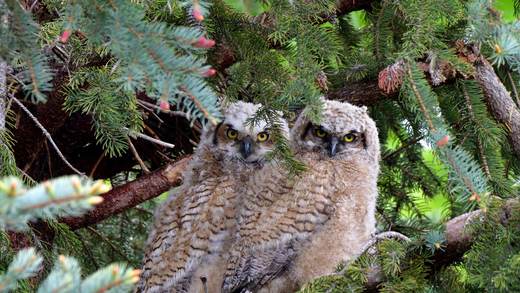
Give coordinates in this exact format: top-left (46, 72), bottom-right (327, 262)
top-left (431, 210), bottom-right (482, 267)
top-left (62, 155), bottom-right (191, 230)
top-left (0, 60), bottom-right (6, 131)
top-left (474, 55), bottom-right (520, 158)
top-left (365, 201), bottom-right (516, 289)
top-left (327, 79), bottom-right (392, 106)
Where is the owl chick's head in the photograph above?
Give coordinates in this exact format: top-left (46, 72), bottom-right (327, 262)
top-left (291, 98), bottom-right (380, 162)
top-left (199, 101), bottom-right (289, 167)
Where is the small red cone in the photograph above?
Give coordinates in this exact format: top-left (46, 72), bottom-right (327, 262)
top-left (193, 6), bottom-right (204, 22)
top-left (202, 68), bottom-right (216, 77)
top-left (160, 100), bottom-right (170, 111)
top-left (60, 30), bottom-right (71, 43)
top-left (193, 37), bottom-right (215, 48)
top-left (436, 135), bottom-right (450, 148)
top-left (469, 192), bottom-right (481, 202)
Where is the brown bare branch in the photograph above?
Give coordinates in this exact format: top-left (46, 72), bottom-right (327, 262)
top-left (363, 200), bottom-right (516, 289)
top-left (326, 79), bottom-right (391, 106)
top-left (61, 156), bottom-right (191, 230)
top-left (0, 59), bottom-right (6, 131)
top-left (472, 53), bottom-right (520, 158)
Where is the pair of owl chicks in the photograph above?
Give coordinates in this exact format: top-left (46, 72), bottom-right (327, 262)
top-left (136, 98), bottom-right (380, 293)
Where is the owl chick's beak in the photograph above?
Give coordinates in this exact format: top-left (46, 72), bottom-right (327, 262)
top-left (328, 136), bottom-right (339, 157)
top-left (240, 136), bottom-right (254, 159)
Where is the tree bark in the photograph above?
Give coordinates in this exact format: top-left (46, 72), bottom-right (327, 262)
top-left (431, 210), bottom-right (481, 267)
top-left (0, 60), bottom-right (6, 132)
top-left (473, 54), bottom-right (520, 158)
top-left (365, 200), bottom-right (516, 289)
top-left (327, 79), bottom-right (391, 106)
top-left (61, 155), bottom-right (191, 230)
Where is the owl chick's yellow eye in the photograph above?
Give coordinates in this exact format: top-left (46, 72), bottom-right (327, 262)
top-left (343, 133), bottom-right (357, 143)
top-left (226, 128), bottom-right (238, 140)
top-left (257, 132), bottom-right (269, 142)
top-left (314, 128), bottom-right (327, 138)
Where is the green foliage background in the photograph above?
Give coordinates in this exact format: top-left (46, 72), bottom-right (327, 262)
top-left (1, 0), bottom-right (520, 292)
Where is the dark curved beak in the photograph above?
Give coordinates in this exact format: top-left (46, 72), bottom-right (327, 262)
top-left (328, 136), bottom-right (339, 157)
top-left (240, 136), bottom-right (253, 159)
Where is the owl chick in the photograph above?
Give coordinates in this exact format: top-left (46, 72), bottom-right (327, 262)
top-left (222, 98), bottom-right (380, 293)
top-left (136, 101), bottom-right (289, 293)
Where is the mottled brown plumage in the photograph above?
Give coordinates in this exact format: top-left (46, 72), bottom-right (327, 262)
top-left (222, 99), bottom-right (380, 293)
top-left (136, 101), bottom-right (289, 293)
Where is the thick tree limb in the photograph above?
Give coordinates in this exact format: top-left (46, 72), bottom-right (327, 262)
top-left (430, 209), bottom-right (482, 268)
top-left (0, 60), bottom-right (6, 131)
top-left (472, 54), bottom-right (520, 158)
top-left (363, 201), bottom-right (516, 290)
top-left (326, 79), bottom-right (391, 106)
top-left (61, 155), bottom-right (191, 230)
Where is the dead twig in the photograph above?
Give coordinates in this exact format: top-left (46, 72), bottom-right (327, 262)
top-left (124, 127), bottom-right (175, 149)
top-left (127, 136), bottom-right (150, 173)
top-left (10, 94), bottom-right (85, 176)
top-left (89, 153), bottom-right (105, 178)
top-left (137, 99), bottom-right (191, 120)
top-left (86, 226), bottom-right (130, 262)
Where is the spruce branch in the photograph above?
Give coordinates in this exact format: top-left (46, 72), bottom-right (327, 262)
top-left (80, 263), bottom-right (140, 293)
top-left (37, 255), bottom-right (81, 293)
top-left (86, 226), bottom-right (130, 262)
top-left (0, 60), bottom-right (19, 178)
top-left (136, 100), bottom-right (191, 119)
top-left (406, 66), bottom-right (436, 131)
top-left (462, 85), bottom-right (491, 179)
top-left (403, 63), bottom-right (490, 208)
top-left (382, 135), bottom-right (425, 161)
top-left (179, 86), bottom-right (219, 126)
top-left (0, 248), bottom-right (42, 292)
top-left (336, 232), bottom-right (412, 276)
top-left (444, 149), bottom-right (479, 197)
top-left (0, 176), bottom-right (108, 231)
top-left (10, 95), bottom-right (84, 176)
top-left (0, 175), bottom-right (139, 292)
top-left (327, 200), bottom-right (518, 291)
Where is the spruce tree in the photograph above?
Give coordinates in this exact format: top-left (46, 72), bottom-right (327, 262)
top-left (1, 0), bottom-right (520, 292)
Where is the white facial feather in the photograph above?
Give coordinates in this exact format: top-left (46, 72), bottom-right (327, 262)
top-left (223, 101), bottom-right (267, 136)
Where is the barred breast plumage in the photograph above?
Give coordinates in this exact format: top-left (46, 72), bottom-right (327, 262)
top-left (222, 98), bottom-right (381, 293)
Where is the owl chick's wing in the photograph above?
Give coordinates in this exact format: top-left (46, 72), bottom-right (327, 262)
top-left (222, 192), bottom-right (333, 293)
top-left (140, 172), bottom-right (238, 292)
top-left (135, 189), bottom-right (185, 292)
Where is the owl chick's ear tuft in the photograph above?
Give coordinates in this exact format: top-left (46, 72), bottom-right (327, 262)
top-left (212, 122), bottom-right (224, 145)
top-left (195, 120), bottom-right (223, 149)
top-left (291, 110), bottom-right (312, 143)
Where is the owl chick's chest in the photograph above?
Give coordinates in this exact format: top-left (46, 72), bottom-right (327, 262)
top-left (306, 159), bottom-right (357, 198)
